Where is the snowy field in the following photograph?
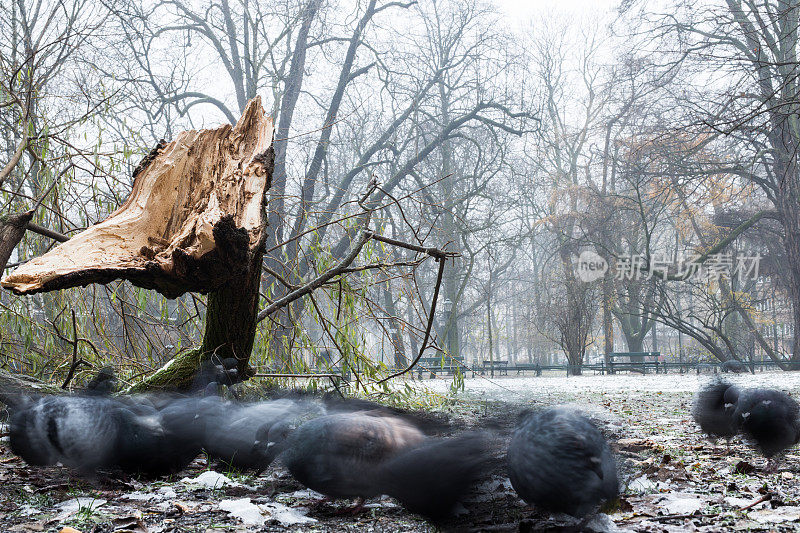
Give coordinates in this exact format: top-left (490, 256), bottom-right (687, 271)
top-left (428, 371), bottom-right (800, 402)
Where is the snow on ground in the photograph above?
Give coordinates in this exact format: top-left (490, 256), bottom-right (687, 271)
top-left (427, 370), bottom-right (800, 402)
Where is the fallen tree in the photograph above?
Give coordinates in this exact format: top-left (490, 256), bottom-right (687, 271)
top-left (2, 97), bottom-right (274, 391)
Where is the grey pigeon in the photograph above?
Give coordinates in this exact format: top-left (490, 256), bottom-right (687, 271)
top-left (9, 393), bottom-right (204, 477)
top-left (734, 387), bottom-right (800, 468)
top-left (722, 360), bottom-right (747, 373)
top-left (693, 379), bottom-right (740, 447)
top-left (507, 408), bottom-right (619, 518)
top-left (201, 396), bottom-right (322, 472)
top-left (84, 366), bottom-right (117, 395)
top-left (265, 410), bottom-right (492, 522)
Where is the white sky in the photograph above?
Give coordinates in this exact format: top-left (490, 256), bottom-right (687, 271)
top-left (493, 0), bottom-right (617, 25)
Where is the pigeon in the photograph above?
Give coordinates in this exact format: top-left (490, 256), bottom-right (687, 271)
top-left (265, 410), bottom-right (492, 522)
top-left (377, 431), bottom-right (492, 522)
top-left (192, 357), bottom-right (242, 392)
top-left (201, 396), bottom-right (323, 472)
top-left (721, 360), bottom-right (747, 373)
top-left (733, 387), bottom-right (800, 469)
top-left (506, 407), bottom-right (619, 518)
top-left (693, 379), bottom-right (741, 448)
top-left (9, 395), bottom-right (126, 472)
top-left (9, 393), bottom-right (203, 477)
top-left (84, 366), bottom-right (117, 395)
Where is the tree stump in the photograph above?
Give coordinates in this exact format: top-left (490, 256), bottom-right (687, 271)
top-left (2, 97), bottom-right (274, 390)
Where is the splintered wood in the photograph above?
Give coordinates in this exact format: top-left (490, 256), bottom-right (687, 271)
top-left (2, 97), bottom-right (274, 299)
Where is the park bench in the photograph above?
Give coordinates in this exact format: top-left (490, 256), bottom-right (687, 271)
top-left (512, 363), bottom-right (542, 376)
top-left (481, 360), bottom-right (509, 376)
top-left (417, 356), bottom-right (466, 378)
top-left (607, 352), bottom-right (661, 374)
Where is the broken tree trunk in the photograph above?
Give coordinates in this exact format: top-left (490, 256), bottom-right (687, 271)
top-left (2, 97), bottom-right (274, 391)
top-left (0, 212), bottom-right (34, 271)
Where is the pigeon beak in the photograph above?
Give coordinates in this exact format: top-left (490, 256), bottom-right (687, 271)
top-left (589, 456), bottom-right (604, 479)
top-left (741, 412), bottom-right (750, 419)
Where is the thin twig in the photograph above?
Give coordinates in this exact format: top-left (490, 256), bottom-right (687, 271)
top-left (650, 512), bottom-right (715, 522)
top-left (366, 230), bottom-right (454, 260)
top-left (31, 164), bottom-right (73, 212)
top-left (256, 230), bottom-right (373, 322)
top-left (61, 310), bottom-right (88, 389)
top-left (378, 255), bottom-right (447, 383)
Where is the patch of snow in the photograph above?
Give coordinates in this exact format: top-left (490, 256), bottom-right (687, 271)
top-left (628, 476), bottom-right (657, 494)
top-left (54, 497), bottom-right (107, 520)
top-left (17, 504), bottom-right (40, 516)
top-left (220, 498), bottom-right (265, 526)
top-left (287, 489), bottom-right (325, 500)
top-left (157, 486), bottom-right (177, 498)
top-left (749, 506), bottom-right (800, 523)
top-left (724, 496), bottom-right (767, 509)
top-left (657, 493), bottom-right (705, 515)
top-left (364, 497), bottom-right (400, 509)
top-left (425, 371), bottom-right (800, 402)
top-left (122, 491), bottom-right (157, 501)
top-left (260, 501), bottom-right (317, 525)
top-left (181, 470), bottom-right (239, 489)
top-left (585, 513), bottom-right (625, 533)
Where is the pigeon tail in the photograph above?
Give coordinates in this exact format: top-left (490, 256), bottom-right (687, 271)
top-left (376, 432), bottom-right (493, 523)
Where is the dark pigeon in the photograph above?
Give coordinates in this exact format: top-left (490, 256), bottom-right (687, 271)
top-left (378, 431), bottom-right (492, 522)
top-left (201, 396), bottom-right (322, 472)
top-left (266, 411), bottom-right (491, 522)
top-left (10, 396), bottom-right (125, 472)
top-left (84, 366), bottom-right (117, 395)
top-left (192, 357), bottom-right (242, 392)
top-left (721, 360), bottom-right (747, 373)
top-left (507, 407), bottom-right (619, 518)
top-left (734, 388), bottom-right (800, 467)
top-left (693, 379), bottom-right (741, 446)
top-left (9, 393), bottom-right (203, 477)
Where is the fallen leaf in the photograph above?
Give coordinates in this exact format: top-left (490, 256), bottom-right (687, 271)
top-left (9, 524), bottom-right (45, 532)
top-left (734, 461), bottom-right (755, 475)
top-left (111, 516), bottom-right (147, 533)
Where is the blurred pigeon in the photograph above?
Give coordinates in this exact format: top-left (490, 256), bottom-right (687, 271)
top-left (693, 379), bottom-right (740, 448)
top-left (378, 431), bottom-right (493, 522)
top-left (266, 411), bottom-right (492, 522)
top-left (192, 357), bottom-right (242, 392)
top-left (507, 407), bottom-right (619, 518)
top-left (201, 397), bottom-right (322, 472)
top-left (10, 396), bottom-right (123, 472)
top-left (9, 393), bottom-right (203, 477)
top-left (84, 366), bottom-right (117, 395)
top-left (734, 387), bottom-right (800, 470)
top-left (722, 360), bottom-right (747, 373)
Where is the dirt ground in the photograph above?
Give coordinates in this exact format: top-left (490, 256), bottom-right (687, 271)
top-left (3, 371), bottom-right (800, 532)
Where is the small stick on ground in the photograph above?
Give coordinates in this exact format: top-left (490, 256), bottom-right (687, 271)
top-left (739, 493), bottom-right (773, 511)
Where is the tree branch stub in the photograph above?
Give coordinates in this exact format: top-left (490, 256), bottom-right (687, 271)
top-left (1, 97), bottom-right (275, 299)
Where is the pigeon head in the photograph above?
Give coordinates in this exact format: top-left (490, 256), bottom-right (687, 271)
top-left (251, 418), bottom-right (297, 465)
